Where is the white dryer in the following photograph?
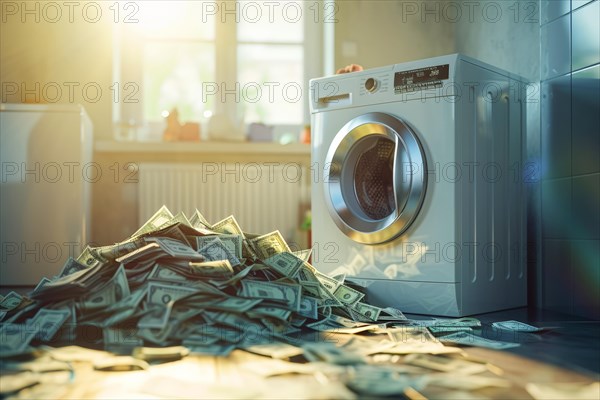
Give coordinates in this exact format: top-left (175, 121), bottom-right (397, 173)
top-left (310, 54), bottom-right (527, 316)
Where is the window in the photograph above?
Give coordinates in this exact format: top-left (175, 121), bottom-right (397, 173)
top-left (236, 3), bottom-right (304, 125)
top-left (115, 0), bottom-right (326, 141)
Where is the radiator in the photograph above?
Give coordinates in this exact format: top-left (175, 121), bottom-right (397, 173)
top-left (138, 162), bottom-right (309, 241)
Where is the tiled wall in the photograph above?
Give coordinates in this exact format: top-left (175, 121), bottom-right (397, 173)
top-left (539, 0), bottom-right (600, 319)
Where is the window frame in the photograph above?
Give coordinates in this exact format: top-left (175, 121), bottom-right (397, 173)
top-left (113, 0), bottom-right (329, 142)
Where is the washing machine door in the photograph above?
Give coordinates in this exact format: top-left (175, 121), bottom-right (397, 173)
top-left (324, 112), bottom-right (427, 244)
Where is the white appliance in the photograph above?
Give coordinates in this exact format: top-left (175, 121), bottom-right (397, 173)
top-left (310, 54), bottom-right (527, 316)
top-left (0, 104), bottom-right (92, 285)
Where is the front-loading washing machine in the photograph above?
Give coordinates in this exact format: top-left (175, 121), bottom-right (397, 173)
top-left (310, 54), bottom-right (527, 316)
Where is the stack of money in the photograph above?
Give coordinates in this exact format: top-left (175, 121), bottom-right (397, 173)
top-left (0, 206), bottom-right (409, 357)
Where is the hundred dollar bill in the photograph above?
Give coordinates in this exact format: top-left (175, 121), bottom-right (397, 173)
top-left (146, 282), bottom-right (199, 305)
top-left (153, 224), bottom-right (194, 247)
top-left (212, 311), bottom-right (264, 334)
top-left (242, 242), bottom-right (258, 259)
top-left (198, 237), bottom-right (240, 266)
top-left (264, 252), bottom-right (304, 278)
top-left (378, 307), bottom-right (409, 322)
top-left (316, 285), bottom-right (344, 307)
top-left (350, 302), bottom-right (382, 321)
top-left (308, 318), bottom-right (381, 335)
top-left (209, 264), bottom-right (254, 288)
top-left (297, 264), bottom-right (319, 283)
top-left (131, 205), bottom-right (174, 237)
top-left (0, 291), bottom-right (22, 310)
top-left (47, 300), bottom-right (77, 342)
top-left (207, 297), bottom-right (262, 313)
top-left (115, 242), bottom-right (161, 264)
top-left (76, 245), bottom-right (107, 268)
top-left (149, 237), bottom-right (205, 261)
top-left (96, 237), bottom-right (147, 261)
top-left (428, 326), bottom-right (473, 334)
top-left (291, 248), bottom-right (312, 263)
top-left (148, 264), bottom-right (188, 282)
top-left (314, 271), bottom-right (341, 294)
top-left (409, 317), bottom-right (481, 328)
top-left (189, 209), bottom-right (211, 229)
top-left (329, 315), bottom-right (371, 328)
top-left (491, 320), bottom-right (545, 332)
top-left (29, 308), bottom-right (71, 341)
top-left (197, 237), bottom-right (240, 266)
top-left (57, 257), bottom-right (90, 278)
top-left (248, 230), bottom-right (290, 259)
top-left (197, 234), bottom-right (242, 259)
top-left (297, 270), bottom-right (324, 299)
top-left (168, 303), bottom-right (204, 323)
top-left (211, 215), bottom-right (245, 236)
top-left (247, 306), bottom-right (292, 321)
top-left (305, 318), bottom-right (347, 332)
top-left (102, 289), bottom-right (147, 327)
top-left (79, 266), bottom-right (130, 313)
top-left (333, 284), bottom-right (365, 305)
top-left (189, 259), bottom-right (234, 278)
top-left (2, 300), bottom-right (37, 326)
top-left (438, 331), bottom-right (520, 349)
top-left (30, 277), bottom-right (52, 295)
top-left (159, 211), bottom-right (193, 230)
top-left (297, 282), bottom-right (321, 298)
top-left (240, 280), bottom-right (301, 311)
top-left (138, 301), bottom-right (174, 329)
top-left (219, 234), bottom-right (244, 259)
top-left (298, 296), bottom-right (319, 320)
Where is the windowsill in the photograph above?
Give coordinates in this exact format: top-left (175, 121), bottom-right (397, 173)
top-left (94, 140), bottom-right (311, 155)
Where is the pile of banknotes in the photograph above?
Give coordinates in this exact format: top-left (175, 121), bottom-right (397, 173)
top-left (2, 206), bottom-right (573, 398)
top-left (0, 206), bottom-right (413, 356)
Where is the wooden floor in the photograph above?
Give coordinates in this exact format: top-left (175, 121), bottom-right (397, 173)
top-left (2, 307), bottom-right (599, 399)
top-left (4, 347), bottom-right (599, 399)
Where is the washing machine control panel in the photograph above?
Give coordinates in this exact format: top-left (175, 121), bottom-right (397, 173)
top-left (393, 63), bottom-right (450, 93)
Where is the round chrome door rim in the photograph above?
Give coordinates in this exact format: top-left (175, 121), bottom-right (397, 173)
top-left (324, 112), bottom-right (427, 244)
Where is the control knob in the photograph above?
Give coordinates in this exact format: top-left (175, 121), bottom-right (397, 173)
top-left (365, 77), bottom-right (378, 92)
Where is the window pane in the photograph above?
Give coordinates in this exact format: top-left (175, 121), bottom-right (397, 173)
top-left (237, 1), bottom-right (303, 43)
top-left (144, 42), bottom-right (215, 122)
top-left (237, 44), bottom-right (303, 125)
top-left (137, 1), bottom-right (214, 40)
